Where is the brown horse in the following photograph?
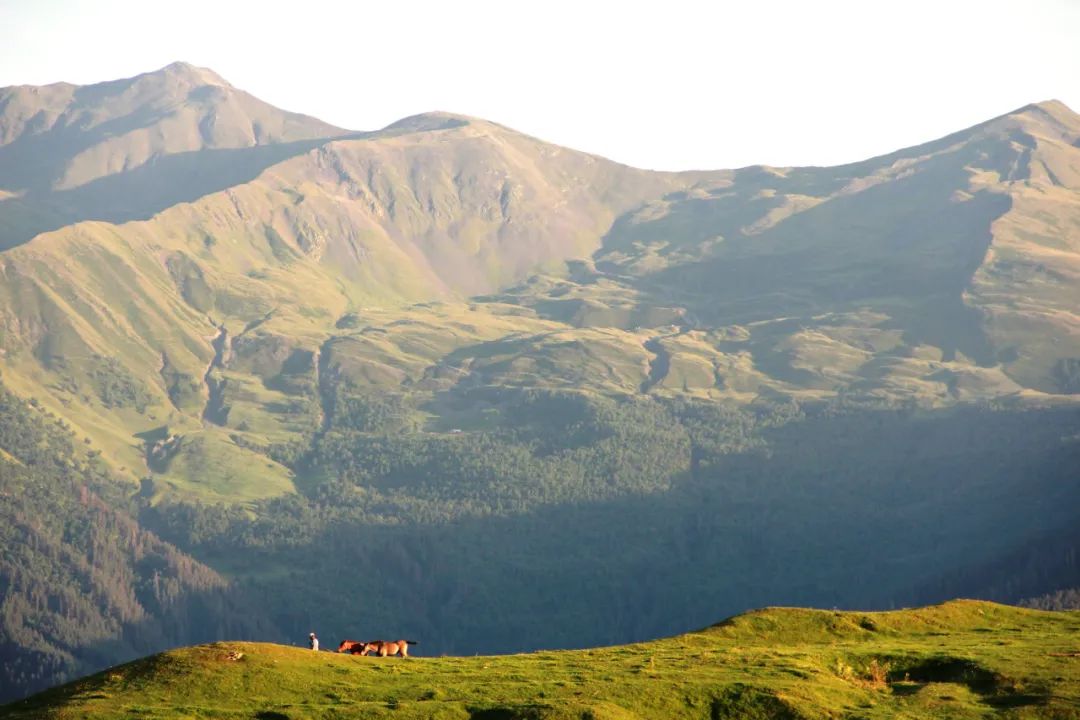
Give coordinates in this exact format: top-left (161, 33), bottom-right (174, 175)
top-left (337, 639), bottom-right (368, 654)
top-left (339, 639), bottom-right (416, 657)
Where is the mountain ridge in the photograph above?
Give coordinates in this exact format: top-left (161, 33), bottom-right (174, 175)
top-left (1, 67), bottom-right (1078, 490)
top-left (4, 600), bottom-right (1078, 719)
top-left (4, 63), bottom-right (1076, 175)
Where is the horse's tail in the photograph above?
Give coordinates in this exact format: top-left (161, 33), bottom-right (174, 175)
top-left (405, 640), bottom-right (418, 645)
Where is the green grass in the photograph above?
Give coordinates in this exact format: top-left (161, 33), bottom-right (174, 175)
top-left (5, 601), bottom-right (1078, 719)
top-left (155, 429), bottom-right (295, 505)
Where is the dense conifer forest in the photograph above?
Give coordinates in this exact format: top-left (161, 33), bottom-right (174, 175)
top-left (0, 381), bottom-right (272, 701)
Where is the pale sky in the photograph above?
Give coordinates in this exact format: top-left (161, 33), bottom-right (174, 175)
top-left (1, 0), bottom-right (1078, 171)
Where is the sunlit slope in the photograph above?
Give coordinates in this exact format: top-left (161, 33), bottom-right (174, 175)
top-left (968, 101), bottom-right (1080, 392)
top-left (0, 107), bottom-right (697, 492)
top-left (248, 111), bottom-right (695, 297)
top-left (5, 601), bottom-right (1078, 719)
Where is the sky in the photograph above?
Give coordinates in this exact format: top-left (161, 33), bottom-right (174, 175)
top-left (1, 0), bottom-right (1078, 171)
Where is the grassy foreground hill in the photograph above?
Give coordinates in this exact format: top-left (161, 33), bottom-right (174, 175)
top-left (3, 601), bottom-right (1078, 719)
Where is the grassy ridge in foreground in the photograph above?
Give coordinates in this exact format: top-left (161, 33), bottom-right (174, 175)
top-left (4, 601), bottom-right (1079, 719)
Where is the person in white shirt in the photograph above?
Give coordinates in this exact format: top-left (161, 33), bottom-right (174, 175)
top-left (309, 632), bottom-right (319, 651)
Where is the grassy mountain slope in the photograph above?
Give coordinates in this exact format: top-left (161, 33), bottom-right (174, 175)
top-left (5, 97), bottom-right (1080, 498)
top-left (0, 83), bottom-right (701, 492)
top-left (3, 601), bottom-right (1078, 719)
top-left (153, 399), bottom-right (1079, 662)
top-left (968, 101), bottom-right (1080, 392)
top-left (576, 99), bottom-right (1080, 398)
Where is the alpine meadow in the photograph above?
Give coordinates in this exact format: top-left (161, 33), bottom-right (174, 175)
top-left (0, 62), bottom-right (1078, 718)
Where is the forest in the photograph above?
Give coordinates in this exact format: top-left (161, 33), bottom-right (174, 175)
top-left (0, 380), bottom-right (273, 702)
top-left (141, 387), bottom-right (1080, 658)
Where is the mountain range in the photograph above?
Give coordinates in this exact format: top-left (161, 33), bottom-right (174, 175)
top-left (0, 63), bottom-right (1078, 702)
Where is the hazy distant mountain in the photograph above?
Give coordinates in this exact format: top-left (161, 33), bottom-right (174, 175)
top-left (0, 62), bottom-right (349, 248)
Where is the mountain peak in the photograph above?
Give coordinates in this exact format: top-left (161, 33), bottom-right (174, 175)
top-left (382, 111), bottom-right (475, 134)
top-left (1017, 98), bottom-right (1075, 116)
top-left (154, 61), bottom-right (231, 88)
top-left (991, 98), bottom-right (1077, 129)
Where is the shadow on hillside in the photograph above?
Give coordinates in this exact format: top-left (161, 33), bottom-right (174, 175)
top-left (0, 134), bottom-right (368, 250)
top-left (13, 406), bottom-right (1078, 706)
top-left (174, 406), bottom-right (1080, 663)
top-left (0, 575), bottom-right (283, 705)
top-left (0, 100), bottom-right (187, 193)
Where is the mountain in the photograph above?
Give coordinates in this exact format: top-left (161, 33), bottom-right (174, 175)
top-left (0, 68), bottom-right (706, 495)
top-left (584, 99), bottom-right (1080, 396)
top-left (0, 62), bottom-right (349, 249)
top-left (1, 64), bottom-right (1079, 702)
top-left (4, 601), bottom-right (1078, 719)
top-left (2, 86), bottom-right (1077, 498)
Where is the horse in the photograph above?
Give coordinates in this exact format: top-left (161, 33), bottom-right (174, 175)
top-left (337, 639), bottom-right (368, 654)
top-left (339, 639), bottom-right (417, 657)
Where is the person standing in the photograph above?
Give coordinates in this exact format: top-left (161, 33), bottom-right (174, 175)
top-left (309, 632), bottom-right (319, 651)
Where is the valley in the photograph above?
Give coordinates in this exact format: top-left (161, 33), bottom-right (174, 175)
top-left (0, 63), bottom-right (1078, 704)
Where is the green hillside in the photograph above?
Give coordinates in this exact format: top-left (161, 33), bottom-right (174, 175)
top-left (3, 601), bottom-right (1078, 719)
top-left (0, 91), bottom-right (697, 491)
